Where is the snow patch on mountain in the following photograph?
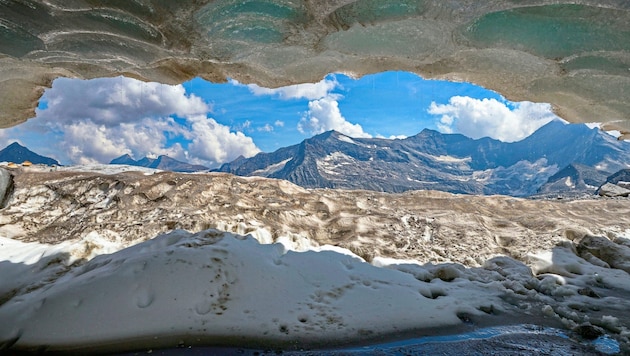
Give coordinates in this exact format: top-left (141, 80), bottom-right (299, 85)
top-left (251, 158), bottom-right (292, 176)
top-left (317, 152), bottom-right (358, 176)
top-left (337, 134), bottom-right (357, 145)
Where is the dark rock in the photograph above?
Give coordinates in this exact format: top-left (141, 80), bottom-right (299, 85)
top-left (577, 287), bottom-right (600, 298)
top-left (572, 323), bottom-right (604, 340)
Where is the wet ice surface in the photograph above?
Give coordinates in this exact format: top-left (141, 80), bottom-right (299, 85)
top-left (119, 325), bottom-right (618, 355)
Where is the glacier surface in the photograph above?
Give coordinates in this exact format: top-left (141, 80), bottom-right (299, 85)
top-left (1, 166), bottom-right (630, 352)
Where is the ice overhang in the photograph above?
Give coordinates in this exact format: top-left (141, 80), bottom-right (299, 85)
top-left (1, 0), bottom-right (629, 138)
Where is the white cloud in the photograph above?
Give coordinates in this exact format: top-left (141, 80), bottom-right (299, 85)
top-left (231, 76), bottom-right (374, 139)
top-left (37, 77), bottom-right (209, 125)
top-left (258, 124), bottom-right (274, 132)
top-left (21, 77), bottom-right (259, 167)
top-left (186, 116), bottom-right (260, 165)
top-left (298, 97), bottom-right (371, 138)
top-left (428, 96), bottom-right (558, 142)
top-left (376, 134), bottom-right (407, 140)
top-left (233, 120), bottom-right (252, 132)
top-left (234, 77), bottom-right (340, 101)
top-left (57, 118), bottom-right (188, 165)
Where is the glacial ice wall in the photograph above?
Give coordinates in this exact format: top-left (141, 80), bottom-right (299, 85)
top-left (1, 0), bottom-right (629, 137)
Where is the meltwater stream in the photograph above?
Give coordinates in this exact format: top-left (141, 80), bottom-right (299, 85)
top-left (121, 324), bottom-right (620, 355)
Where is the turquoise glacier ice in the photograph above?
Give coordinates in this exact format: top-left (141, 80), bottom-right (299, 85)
top-left (0, 0), bottom-right (629, 137)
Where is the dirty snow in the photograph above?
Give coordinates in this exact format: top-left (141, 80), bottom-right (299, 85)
top-left (1, 227), bottom-right (629, 353)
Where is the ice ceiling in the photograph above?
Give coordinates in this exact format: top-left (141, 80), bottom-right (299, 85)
top-left (1, 0), bottom-right (629, 138)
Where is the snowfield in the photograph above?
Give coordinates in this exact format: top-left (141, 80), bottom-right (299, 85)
top-left (0, 166), bottom-right (629, 353)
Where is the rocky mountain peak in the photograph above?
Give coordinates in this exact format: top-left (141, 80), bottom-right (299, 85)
top-left (0, 142), bottom-right (60, 166)
top-left (218, 122), bottom-right (630, 197)
top-left (109, 154), bottom-right (208, 173)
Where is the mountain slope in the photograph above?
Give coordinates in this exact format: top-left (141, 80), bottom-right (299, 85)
top-left (603, 168), bottom-right (630, 188)
top-left (109, 155), bottom-right (208, 173)
top-left (217, 121), bottom-right (630, 196)
top-left (536, 163), bottom-right (609, 196)
top-left (0, 142), bottom-right (60, 165)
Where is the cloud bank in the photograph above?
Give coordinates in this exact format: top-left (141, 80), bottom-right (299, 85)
top-left (19, 77), bottom-right (259, 166)
top-left (428, 96), bottom-right (559, 142)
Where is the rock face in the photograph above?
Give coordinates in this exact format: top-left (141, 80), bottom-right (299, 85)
top-left (536, 163), bottom-right (609, 196)
top-left (0, 142), bottom-right (60, 166)
top-left (604, 169), bottom-right (630, 189)
top-left (218, 121), bottom-right (630, 196)
top-left (1, 1), bottom-right (629, 137)
top-left (110, 154), bottom-right (208, 173)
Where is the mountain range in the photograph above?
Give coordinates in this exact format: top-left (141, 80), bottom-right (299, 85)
top-left (217, 120), bottom-right (630, 197)
top-left (3, 121), bottom-right (628, 197)
top-left (0, 142), bottom-right (60, 166)
top-left (110, 154), bottom-right (208, 173)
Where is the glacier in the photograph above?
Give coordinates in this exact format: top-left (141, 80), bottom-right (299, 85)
top-left (1, 165), bottom-right (630, 353)
top-left (2, 1), bottom-right (630, 353)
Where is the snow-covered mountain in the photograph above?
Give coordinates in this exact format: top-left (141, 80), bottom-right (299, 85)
top-left (217, 121), bottom-right (630, 197)
top-left (110, 154), bottom-right (208, 173)
top-left (0, 142), bottom-right (60, 165)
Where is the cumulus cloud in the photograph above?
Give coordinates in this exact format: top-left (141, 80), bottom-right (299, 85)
top-left (376, 134), bottom-right (407, 140)
top-left (23, 77), bottom-right (259, 167)
top-left (38, 77), bottom-right (209, 125)
top-left (186, 116), bottom-right (260, 164)
top-left (298, 97), bottom-right (371, 138)
top-left (428, 96), bottom-right (558, 142)
top-left (234, 77), bottom-right (340, 100)
top-left (56, 117), bottom-right (191, 164)
top-left (231, 76), bottom-right (372, 139)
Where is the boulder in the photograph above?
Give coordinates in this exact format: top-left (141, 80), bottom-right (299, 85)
top-left (597, 182), bottom-right (630, 197)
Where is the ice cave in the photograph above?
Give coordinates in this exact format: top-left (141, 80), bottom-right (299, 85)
top-left (2, 1), bottom-right (630, 354)
top-left (0, 0), bottom-right (629, 137)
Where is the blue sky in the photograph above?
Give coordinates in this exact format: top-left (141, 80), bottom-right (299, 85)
top-left (0, 71), bottom-right (559, 167)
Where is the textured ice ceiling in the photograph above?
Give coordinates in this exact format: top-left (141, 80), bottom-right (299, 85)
top-left (1, 0), bottom-right (629, 137)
